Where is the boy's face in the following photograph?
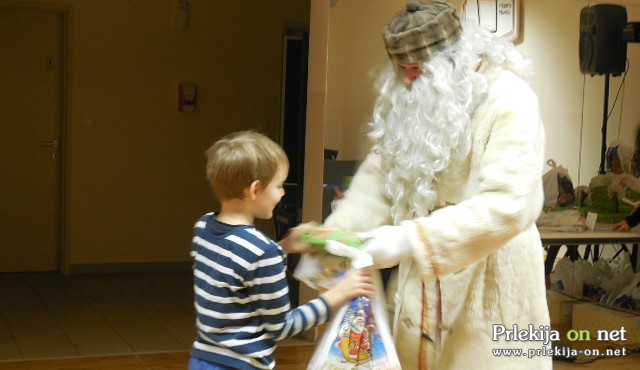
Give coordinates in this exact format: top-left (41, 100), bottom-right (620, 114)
top-left (253, 165), bottom-right (287, 220)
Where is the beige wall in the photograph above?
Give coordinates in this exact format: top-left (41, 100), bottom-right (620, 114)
top-left (314, 0), bottom-right (640, 189)
top-left (4, 0), bottom-right (640, 270)
top-left (519, 0), bottom-right (640, 186)
top-left (4, 0), bottom-right (310, 270)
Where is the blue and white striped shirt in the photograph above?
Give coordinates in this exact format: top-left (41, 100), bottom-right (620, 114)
top-left (190, 213), bottom-right (330, 369)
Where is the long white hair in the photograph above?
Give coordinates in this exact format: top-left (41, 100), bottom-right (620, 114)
top-left (369, 22), bottom-right (533, 224)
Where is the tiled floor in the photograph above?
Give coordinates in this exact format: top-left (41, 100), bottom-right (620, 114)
top-left (0, 272), bottom-right (195, 360)
top-left (2, 272), bottom-right (638, 369)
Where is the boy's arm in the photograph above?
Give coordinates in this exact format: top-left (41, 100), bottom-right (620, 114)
top-left (250, 247), bottom-right (374, 342)
top-left (248, 246), bottom-right (330, 341)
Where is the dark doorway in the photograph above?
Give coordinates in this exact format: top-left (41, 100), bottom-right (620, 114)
top-left (278, 29), bottom-right (309, 307)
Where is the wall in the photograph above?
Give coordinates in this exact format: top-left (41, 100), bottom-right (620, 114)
top-left (323, 0), bottom-right (400, 161)
top-left (4, 0), bottom-right (638, 270)
top-left (520, 0), bottom-right (640, 186)
top-left (3, 0), bottom-right (310, 271)
top-left (314, 0), bottom-right (640, 189)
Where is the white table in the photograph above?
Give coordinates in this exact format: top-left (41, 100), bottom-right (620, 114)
top-left (539, 224), bottom-right (640, 272)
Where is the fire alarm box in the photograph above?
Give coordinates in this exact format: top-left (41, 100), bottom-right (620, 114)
top-left (179, 82), bottom-right (197, 112)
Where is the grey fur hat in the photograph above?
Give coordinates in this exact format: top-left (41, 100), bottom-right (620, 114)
top-left (383, 0), bottom-right (462, 65)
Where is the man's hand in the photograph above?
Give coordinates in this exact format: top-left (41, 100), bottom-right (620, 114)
top-left (360, 224), bottom-right (413, 268)
top-left (613, 220), bottom-right (632, 231)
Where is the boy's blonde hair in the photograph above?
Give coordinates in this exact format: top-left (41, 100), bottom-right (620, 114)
top-left (206, 131), bottom-right (289, 201)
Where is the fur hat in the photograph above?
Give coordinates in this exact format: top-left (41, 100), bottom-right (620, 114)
top-left (383, 0), bottom-right (462, 65)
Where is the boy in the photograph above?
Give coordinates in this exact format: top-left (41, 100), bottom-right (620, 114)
top-left (189, 131), bottom-right (374, 370)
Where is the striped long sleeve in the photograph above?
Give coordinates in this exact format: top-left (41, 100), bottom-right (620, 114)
top-left (190, 213), bottom-right (329, 370)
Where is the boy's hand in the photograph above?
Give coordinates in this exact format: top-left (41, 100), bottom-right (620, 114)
top-left (321, 268), bottom-right (374, 310)
top-left (279, 222), bottom-right (318, 254)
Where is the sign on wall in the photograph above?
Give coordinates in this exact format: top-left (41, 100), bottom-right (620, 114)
top-left (462, 0), bottom-right (520, 41)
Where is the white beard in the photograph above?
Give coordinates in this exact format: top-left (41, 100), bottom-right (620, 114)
top-left (369, 61), bottom-right (482, 224)
top-left (369, 23), bottom-right (532, 224)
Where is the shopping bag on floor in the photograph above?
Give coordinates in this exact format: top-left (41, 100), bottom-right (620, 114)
top-left (612, 271), bottom-right (640, 311)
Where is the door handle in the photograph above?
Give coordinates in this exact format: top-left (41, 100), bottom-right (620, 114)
top-left (40, 140), bottom-right (59, 148)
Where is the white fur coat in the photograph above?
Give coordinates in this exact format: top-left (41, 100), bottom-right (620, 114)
top-left (325, 67), bottom-right (551, 369)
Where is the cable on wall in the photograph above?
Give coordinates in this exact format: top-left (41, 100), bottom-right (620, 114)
top-left (609, 59), bottom-right (630, 142)
top-left (578, 71), bottom-right (587, 187)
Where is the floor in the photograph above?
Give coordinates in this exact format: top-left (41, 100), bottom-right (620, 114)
top-left (0, 272), bottom-right (638, 369)
top-left (0, 272), bottom-right (195, 360)
top-left (0, 346), bottom-right (316, 370)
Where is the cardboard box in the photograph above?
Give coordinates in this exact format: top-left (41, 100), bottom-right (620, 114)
top-left (547, 289), bottom-right (578, 332)
top-left (571, 303), bottom-right (640, 345)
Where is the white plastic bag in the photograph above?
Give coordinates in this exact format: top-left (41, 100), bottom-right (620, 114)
top-left (307, 273), bottom-right (400, 369)
top-left (294, 252), bottom-right (351, 290)
top-left (303, 241), bottom-right (401, 370)
top-left (612, 271), bottom-right (640, 311)
top-left (294, 231), bottom-right (366, 291)
top-left (550, 257), bottom-right (583, 297)
top-left (542, 159), bottom-right (575, 208)
top-left (600, 249), bottom-right (634, 305)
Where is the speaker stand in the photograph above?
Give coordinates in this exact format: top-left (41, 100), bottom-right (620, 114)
top-left (599, 73), bottom-right (611, 175)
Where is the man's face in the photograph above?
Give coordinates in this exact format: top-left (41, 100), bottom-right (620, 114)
top-left (398, 63), bottom-right (423, 87)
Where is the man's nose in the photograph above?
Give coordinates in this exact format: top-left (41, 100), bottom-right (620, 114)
top-left (403, 70), bottom-right (417, 86)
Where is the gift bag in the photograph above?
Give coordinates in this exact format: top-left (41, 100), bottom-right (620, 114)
top-left (294, 228), bottom-right (364, 290)
top-left (599, 247), bottom-right (634, 305)
top-left (542, 159), bottom-right (575, 208)
top-left (587, 258), bottom-right (613, 301)
top-left (296, 228), bottom-right (401, 369)
top-left (550, 257), bottom-right (580, 296)
top-left (606, 144), bottom-right (625, 174)
top-left (612, 271), bottom-right (640, 311)
top-left (307, 274), bottom-right (400, 370)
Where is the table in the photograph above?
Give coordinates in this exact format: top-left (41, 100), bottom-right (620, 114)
top-left (539, 224), bottom-right (640, 272)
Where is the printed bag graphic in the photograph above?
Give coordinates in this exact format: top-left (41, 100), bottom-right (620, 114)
top-left (307, 289), bottom-right (400, 369)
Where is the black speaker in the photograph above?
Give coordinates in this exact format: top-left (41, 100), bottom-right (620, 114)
top-left (579, 4), bottom-right (628, 76)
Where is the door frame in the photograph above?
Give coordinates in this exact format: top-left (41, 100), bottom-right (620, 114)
top-left (0, 1), bottom-right (71, 273)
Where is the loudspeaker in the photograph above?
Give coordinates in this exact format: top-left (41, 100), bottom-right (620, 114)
top-left (579, 4), bottom-right (628, 76)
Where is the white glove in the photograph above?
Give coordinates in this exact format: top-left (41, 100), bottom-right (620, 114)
top-left (359, 224), bottom-right (413, 268)
top-left (325, 240), bottom-right (374, 269)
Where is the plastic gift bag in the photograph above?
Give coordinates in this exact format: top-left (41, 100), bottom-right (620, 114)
top-left (297, 230), bottom-right (401, 370)
top-left (599, 248), bottom-right (634, 305)
top-left (612, 271), bottom-right (640, 311)
top-left (550, 257), bottom-right (584, 297)
top-left (294, 228), bottom-right (365, 290)
top-left (587, 258), bottom-right (613, 301)
top-left (308, 281), bottom-right (400, 369)
top-left (542, 159), bottom-right (575, 209)
top-left (605, 144), bottom-right (625, 174)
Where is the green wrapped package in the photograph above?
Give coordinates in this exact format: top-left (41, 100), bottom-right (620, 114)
top-left (579, 187), bottom-right (640, 223)
top-left (302, 226), bottom-right (364, 250)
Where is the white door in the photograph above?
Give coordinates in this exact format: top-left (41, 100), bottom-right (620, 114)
top-left (0, 8), bottom-right (64, 271)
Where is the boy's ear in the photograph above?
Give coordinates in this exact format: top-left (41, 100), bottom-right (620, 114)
top-left (246, 180), bottom-right (262, 200)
